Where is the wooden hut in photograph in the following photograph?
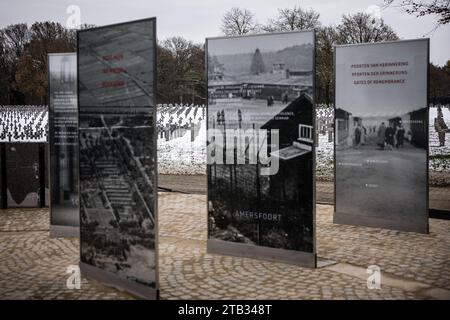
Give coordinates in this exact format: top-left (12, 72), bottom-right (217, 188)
top-left (261, 94), bottom-right (314, 204)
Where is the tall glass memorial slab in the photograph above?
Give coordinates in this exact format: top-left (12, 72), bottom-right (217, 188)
top-left (48, 53), bottom-right (79, 237)
top-left (206, 31), bottom-right (316, 267)
top-left (334, 39), bottom-right (429, 233)
top-left (78, 18), bottom-right (158, 299)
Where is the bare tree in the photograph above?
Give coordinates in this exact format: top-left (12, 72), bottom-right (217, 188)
top-left (0, 23), bottom-right (30, 64)
top-left (0, 24), bottom-right (31, 104)
top-left (160, 37), bottom-right (205, 104)
top-left (14, 22), bottom-right (76, 104)
top-left (316, 26), bottom-right (339, 106)
top-left (337, 12), bottom-right (398, 44)
top-left (262, 6), bottom-right (321, 32)
top-left (383, 0), bottom-right (450, 25)
top-left (221, 7), bottom-right (256, 35)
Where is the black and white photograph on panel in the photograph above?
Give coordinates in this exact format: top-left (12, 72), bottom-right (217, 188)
top-left (78, 18), bottom-right (156, 291)
top-left (48, 53), bottom-right (79, 228)
top-left (429, 103), bottom-right (450, 212)
top-left (334, 39), bottom-right (429, 233)
top-left (79, 114), bottom-right (156, 287)
top-left (207, 30), bottom-right (315, 255)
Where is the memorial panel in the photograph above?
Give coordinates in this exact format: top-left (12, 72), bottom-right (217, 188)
top-left (48, 53), bottom-right (79, 236)
top-left (334, 39), bottom-right (429, 233)
top-left (78, 18), bottom-right (157, 298)
top-left (206, 31), bottom-right (316, 267)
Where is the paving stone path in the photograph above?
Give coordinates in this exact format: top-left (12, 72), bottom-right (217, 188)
top-left (1, 192), bottom-right (449, 299)
top-left (158, 193), bottom-right (450, 300)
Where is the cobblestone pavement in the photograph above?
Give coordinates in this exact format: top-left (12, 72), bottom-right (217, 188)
top-left (1, 193), bottom-right (449, 299)
top-left (158, 193), bottom-right (450, 300)
top-left (316, 181), bottom-right (450, 211)
top-left (159, 174), bottom-right (206, 195)
top-left (316, 205), bottom-right (450, 290)
top-left (0, 209), bottom-right (133, 300)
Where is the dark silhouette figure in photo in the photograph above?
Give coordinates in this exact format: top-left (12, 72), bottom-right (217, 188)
top-left (435, 106), bottom-right (448, 147)
top-left (377, 122), bottom-right (386, 150)
top-left (385, 123), bottom-right (395, 151)
top-left (396, 123), bottom-right (405, 148)
top-left (354, 123), bottom-right (362, 147)
top-left (282, 92), bottom-right (289, 104)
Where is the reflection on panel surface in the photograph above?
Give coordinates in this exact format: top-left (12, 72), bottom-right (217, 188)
top-left (78, 20), bottom-right (155, 112)
top-left (48, 53), bottom-right (79, 227)
top-left (78, 18), bottom-right (156, 289)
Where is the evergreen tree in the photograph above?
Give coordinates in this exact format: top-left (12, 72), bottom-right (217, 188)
top-left (250, 48), bottom-right (265, 75)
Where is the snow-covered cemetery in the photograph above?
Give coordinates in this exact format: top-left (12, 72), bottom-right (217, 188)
top-left (0, 104), bottom-right (448, 185)
top-left (157, 104), bottom-right (207, 175)
top-left (156, 103), bottom-right (449, 186)
top-left (0, 105), bottom-right (48, 143)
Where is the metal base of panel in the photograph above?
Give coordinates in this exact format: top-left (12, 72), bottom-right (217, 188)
top-left (49, 225), bottom-right (79, 238)
top-left (79, 262), bottom-right (157, 300)
top-left (429, 209), bottom-right (450, 221)
top-left (207, 239), bottom-right (317, 268)
top-left (333, 211), bottom-right (429, 234)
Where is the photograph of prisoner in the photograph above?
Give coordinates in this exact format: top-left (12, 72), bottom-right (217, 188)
top-left (335, 105), bottom-right (427, 228)
top-left (207, 31), bottom-right (315, 252)
top-left (79, 114), bottom-right (156, 287)
top-left (48, 54), bottom-right (79, 226)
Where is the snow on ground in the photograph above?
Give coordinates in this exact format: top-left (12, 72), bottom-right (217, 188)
top-left (0, 105), bottom-right (48, 142)
top-left (316, 133), bottom-right (334, 181)
top-left (158, 105), bottom-right (450, 186)
top-left (429, 106), bottom-right (450, 185)
top-left (157, 106), bottom-right (335, 178)
top-left (157, 118), bottom-right (206, 175)
top-left (2, 104), bottom-right (446, 183)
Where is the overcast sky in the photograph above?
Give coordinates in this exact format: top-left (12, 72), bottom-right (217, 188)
top-left (208, 31), bottom-right (313, 55)
top-left (1, 0), bottom-right (449, 65)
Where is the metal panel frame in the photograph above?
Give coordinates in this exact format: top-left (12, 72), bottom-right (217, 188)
top-left (77, 17), bottom-right (158, 299)
top-left (206, 29), bottom-right (317, 268)
top-left (47, 52), bottom-right (80, 237)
